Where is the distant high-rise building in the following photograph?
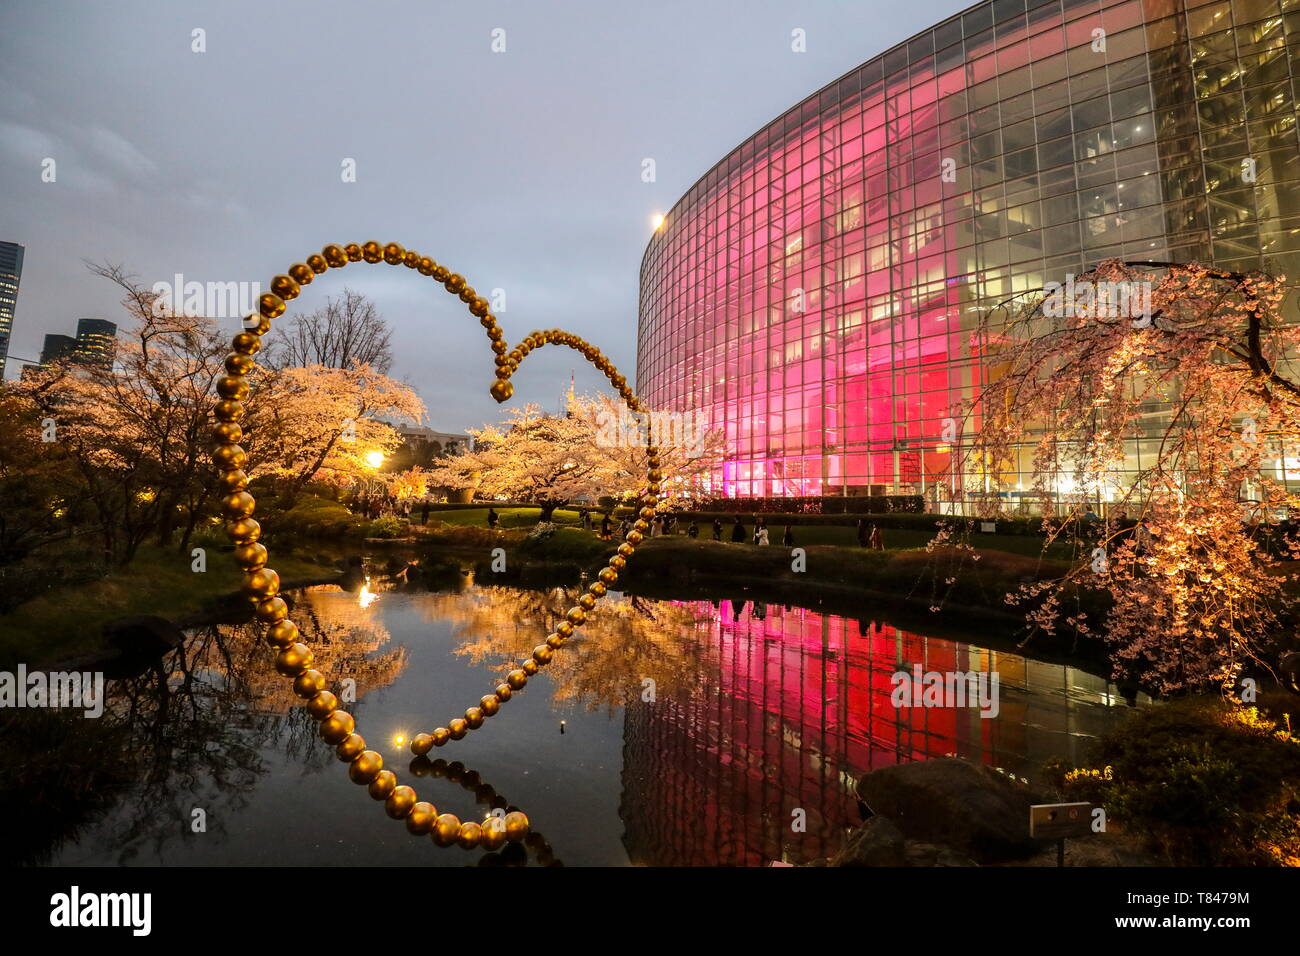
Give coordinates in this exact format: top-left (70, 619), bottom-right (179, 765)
top-left (74, 318), bottom-right (117, 367)
top-left (0, 241), bottom-right (24, 380)
top-left (39, 333), bottom-right (77, 366)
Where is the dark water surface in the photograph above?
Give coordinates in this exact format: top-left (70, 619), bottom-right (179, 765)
top-left (17, 562), bottom-right (1140, 866)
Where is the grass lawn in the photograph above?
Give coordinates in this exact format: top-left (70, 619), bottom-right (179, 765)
top-left (423, 507), bottom-right (1081, 559)
top-left (0, 545), bottom-right (339, 668)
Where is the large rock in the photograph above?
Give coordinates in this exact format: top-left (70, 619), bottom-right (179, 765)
top-left (829, 816), bottom-right (906, 867)
top-left (857, 758), bottom-right (1042, 863)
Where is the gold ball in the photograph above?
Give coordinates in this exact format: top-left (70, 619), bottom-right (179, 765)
top-left (385, 785), bottom-right (418, 818)
top-left (609, 555), bottom-right (627, 571)
top-left (382, 242), bottom-right (404, 264)
top-left (233, 542), bottom-right (267, 570)
top-left (293, 669), bottom-right (326, 697)
top-left (418, 256), bottom-right (434, 275)
top-left (469, 297), bottom-right (488, 316)
top-left (410, 733), bottom-right (434, 756)
top-left (213, 420), bottom-right (243, 443)
top-left (431, 264), bottom-right (449, 282)
top-left (504, 811), bottom-right (529, 842)
top-left (490, 380), bottom-right (513, 403)
top-left (307, 690), bottom-right (339, 720)
top-left (432, 813), bottom-right (461, 847)
top-left (348, 750), bottom-right (384, 785)
top-left (254, 315), bottom-right (272, 336)
top-left (214, 399), bottom-right (245, 423)
top-left (228, 516), bottom-right (260, 543)
top-left (565, 606), bottom-right (587, 626)
top-left (476, 694), bottom-right (499, 717)
top-left (556, 621), bottom-right (574, 638)
top-left (212, 443), bottom-right (247, 469)
top-left (270, 275), bottom-right (300, 300)
top-left (306, 254), bottom-right (328, 274)
top-left (506, 670), bottom-right (528, 690)
top-left (242, 567), bottom-right (280, 599)
top-left (288, 263), bottom-right (314, 284)
top-left (618, 542), bottom-right (635, 557)
top-left (448, 717), bottom-right (468, 740)
top-left (361, 241), bottom-right (382, 263)
top-left (521, 659), bottom-right (539, 676)
top-left (323, 712), bottom-right (361, 749)
top-left (402, 250), bottom-right (420, 268)
top-left (465, 706), bottom-right (485, 729)
top-left (430, 727), bottom-right (451, 747)
top-left (480, 816), bottom-right (508, 850)
top-left (224, 353), bottom-right (255, 376)
top-left (323, 244), bottom-right (349, 268)
top-left (599, 567), bottom-right (619, 586)
top-left (368, 769), bottom-right (397, 800)
top-left (275, 642), bottom-right (314, 677)
top-left (532, 644), bottom-right (553, 665)
top-left (344, 243), bottom-right (363, 262)
top-left (232, 331), bottom-right (261, 355)
top-left (264, 618), bottom-right (297, 645)
top-left (255, 598), bottom-right (289, 625)
top-left (587, 581), bottom-right (607, 597)
top-left (577, 593), bottom-right (596, 610)
top-left (258, 292), bottom-right (286, 319)
top-left (495, 683), bottom-right (512, 701)
top-left (626, 530), bottom-right (643, 545)
top-left (444, 273), bottom-right (465, 293)
top-left (336, 733), bottom-right (366, 762)
top-left (457, 822), bottom-right (483, 849)
top-left (319, 709), bottom-right (354, 743)
top-left (545, 633), bottom-right (565, 649)
top-left (224, 491), bottom-right (256, 518)
top-left (406, 802), bottom-right (436, 834)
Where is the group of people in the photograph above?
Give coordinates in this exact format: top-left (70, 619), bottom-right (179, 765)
top-left (352, 494), bottom-right (435, 525)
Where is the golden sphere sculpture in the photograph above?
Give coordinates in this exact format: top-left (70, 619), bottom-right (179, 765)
top-left (213, 242), bottom-right (667, 853)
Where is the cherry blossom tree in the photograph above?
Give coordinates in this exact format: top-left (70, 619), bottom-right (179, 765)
top-left (946, 259), bottom-right (1299, 693)
top-left (428, 396), bottom-right (722, 521)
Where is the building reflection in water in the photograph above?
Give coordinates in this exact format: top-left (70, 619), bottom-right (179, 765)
top-left (620, 599), bottom-right (1139, 866)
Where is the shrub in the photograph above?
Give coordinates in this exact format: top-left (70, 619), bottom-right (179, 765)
top-left (364, 515), bottom-right (406, 539)
top-left (1050, 698), bottom-right (1300, 866)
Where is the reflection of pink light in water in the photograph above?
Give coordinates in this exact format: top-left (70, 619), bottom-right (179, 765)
top-left (620, 598), bottom-right (1126, 865)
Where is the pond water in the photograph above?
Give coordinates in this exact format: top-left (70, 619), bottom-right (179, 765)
top-left (14, 559), bottom-right (1140, 866)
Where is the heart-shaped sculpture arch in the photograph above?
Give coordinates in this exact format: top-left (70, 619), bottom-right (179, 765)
top-left (211, 240), bottom-right (664, 850)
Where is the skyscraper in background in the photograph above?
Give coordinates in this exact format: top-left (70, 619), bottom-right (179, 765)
top-left (38, 333), bottom-right (77, 366)
top-left (74, 318), bottom-right (118, 367)
top-left (0, 241), bottom-right (24, 380)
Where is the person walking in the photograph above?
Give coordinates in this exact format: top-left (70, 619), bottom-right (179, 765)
top-left (581, 510), bottom-right (592, 532)
top-left (856, 518), bottom-right (870, 547)
top-left (487, 506), bottom-right (499, 529)
top-left (687, 520), bottom-right (699, 538)
top-left (756, 525), bottom-right (770, 546)
top-left (601, 513), bottom-right (612, 540)
top-left (868, 523), bottom-right (883, 550)
top-left (712, 517), bottom-right (723, 541)
top-left (420, 499), bottom-right (430, 526)
top-left (782, 524), bottom-right (794, 547)
top-left (730, 516), bottom-right (746, 543)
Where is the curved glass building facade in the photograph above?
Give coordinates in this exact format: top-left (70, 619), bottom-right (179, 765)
top-left (637, 0), bottom-right (1300, 502)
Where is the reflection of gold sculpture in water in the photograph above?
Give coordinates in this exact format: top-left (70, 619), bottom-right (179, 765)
top-left (209, 241), bottom-right (663, 850)
top-left (408, 758), bottom-right (561, 866)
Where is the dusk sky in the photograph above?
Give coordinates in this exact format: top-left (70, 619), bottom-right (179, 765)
top-left (2, 0), bottom-right (959, 432)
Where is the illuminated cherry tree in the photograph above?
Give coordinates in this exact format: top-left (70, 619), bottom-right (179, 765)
top-left (950, 259), bottom-right (1298, 693)
top-left (428, 396), bottom-right (722, 520)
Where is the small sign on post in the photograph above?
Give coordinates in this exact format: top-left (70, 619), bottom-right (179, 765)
top-left (1030, 802), bottom-right (1094, 867)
